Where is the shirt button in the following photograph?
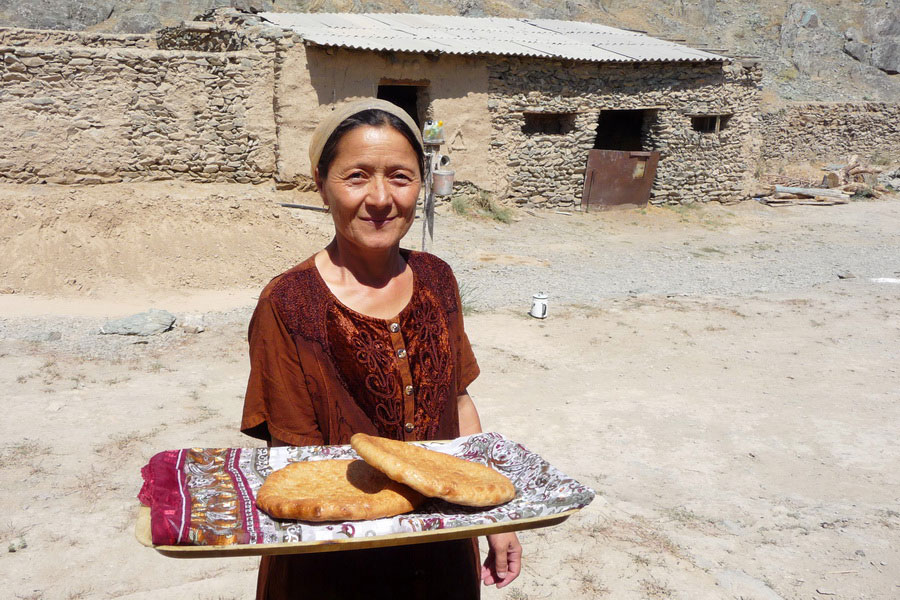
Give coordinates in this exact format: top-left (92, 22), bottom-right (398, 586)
top-left (397, 348), bottom-right (407, 359)
top-left (404, 422), bottom-right (414, 433)
top-left (389, 322), bottom-right (400, 333)
top-left (405, 385), bottom-right (414, 396)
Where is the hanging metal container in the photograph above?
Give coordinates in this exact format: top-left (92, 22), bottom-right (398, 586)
top-left (432, 169), bottom-right (455, 196)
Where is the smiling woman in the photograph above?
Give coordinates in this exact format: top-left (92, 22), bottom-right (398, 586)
top-left (315, 123), bottom-right (422, 318)
top-left (241, 99), bottom-right (522, 599)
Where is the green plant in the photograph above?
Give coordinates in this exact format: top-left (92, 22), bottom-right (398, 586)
top-left (458, 280), bottom-right (479, 315)
top-left (871, 151), bottom-right (893, 167)
top-left (450, 194), bottom-right (470, 216)
top-left (777, 66), bottom-right (799, 82)
top-left (472, 190), bottom-right (512, 223)
top-left (449, 187), bottom-right (513, 223)
top-left (852, 186), bottom-right (876, 200)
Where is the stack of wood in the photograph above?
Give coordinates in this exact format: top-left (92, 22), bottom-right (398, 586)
top-left (755, 155), bottom-right (890, 206)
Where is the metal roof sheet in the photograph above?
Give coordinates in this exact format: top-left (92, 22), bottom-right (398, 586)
top-left (258, 12), bottom-right (727, 63)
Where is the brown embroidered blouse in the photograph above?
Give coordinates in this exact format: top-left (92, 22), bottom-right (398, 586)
top-left (241, 249), bottom-right (480, 446)
top-left (241, 250), bottom-right (482, 600)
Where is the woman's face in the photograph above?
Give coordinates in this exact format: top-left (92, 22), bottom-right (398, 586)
top-left (317, 125), bottom-right (421, 255)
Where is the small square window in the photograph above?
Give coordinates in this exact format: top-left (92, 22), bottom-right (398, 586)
top-left (691, 114), bottom-right (732, 133)
top-left (522, 112), bottom-right (576, 135)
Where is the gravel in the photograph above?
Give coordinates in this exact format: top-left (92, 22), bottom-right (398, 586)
top-left (3, 198), bottom-right (899, 361)
top-left (424, 198), bottom-right (900, 311)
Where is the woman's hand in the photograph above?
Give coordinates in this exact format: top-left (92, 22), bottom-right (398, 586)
top-left (482, 532), bottom-right (522, 588)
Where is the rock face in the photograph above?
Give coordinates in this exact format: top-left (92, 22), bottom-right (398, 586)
top-left (842, 6), bottom-right (900, 75)
top-left (871, 39), bottom-right (900, 74)
top-left (780, 4), bottom-right (843, 78)
top-left (100, 309), bottom-right (176, 336)
top-left (0, 0), bottom-right (115, 30)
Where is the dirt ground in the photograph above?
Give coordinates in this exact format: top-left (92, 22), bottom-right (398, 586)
top-left (1, 183), bottom-right (899, 600)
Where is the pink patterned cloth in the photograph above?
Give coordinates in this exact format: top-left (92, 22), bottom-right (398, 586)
top-left (139, 449), bottom-right (191, 545)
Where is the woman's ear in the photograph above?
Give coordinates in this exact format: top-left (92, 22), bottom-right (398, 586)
top-left (314, 166), bottom-right (327, 202)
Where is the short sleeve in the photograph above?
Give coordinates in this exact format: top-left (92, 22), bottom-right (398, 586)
top-left (241, 292), bottom-right (324, 446)
top-left (451, 272), bottom-right (480, 394)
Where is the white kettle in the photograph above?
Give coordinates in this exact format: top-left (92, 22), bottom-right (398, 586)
top-left (529, 292), bottom-right (548, 319)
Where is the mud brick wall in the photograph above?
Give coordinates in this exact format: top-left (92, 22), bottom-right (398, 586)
top-left (759, 102), bottom-right (900, 163)
top-left (0, 40), bottom-right (277, 184)
top-left (488, 59), bottom-right (762, 207)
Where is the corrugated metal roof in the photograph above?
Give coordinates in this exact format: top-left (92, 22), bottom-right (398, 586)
top-left (258, 12), bottom-right (727, 63)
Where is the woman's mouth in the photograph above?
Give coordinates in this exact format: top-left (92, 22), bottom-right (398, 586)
top-left (361, 216), bottom-right (395, 226)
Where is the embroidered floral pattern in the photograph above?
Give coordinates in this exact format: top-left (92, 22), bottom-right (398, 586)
top-left (267, 251), bottom-right (467, 442)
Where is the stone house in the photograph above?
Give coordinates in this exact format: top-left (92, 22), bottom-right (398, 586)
top-left (237, 11), bottom-right (764, 208)
top-left (0, 9), bottom-right (764, 207)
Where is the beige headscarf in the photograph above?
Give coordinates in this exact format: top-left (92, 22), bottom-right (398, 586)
top-left (308, 98), bottom-right (424, 178)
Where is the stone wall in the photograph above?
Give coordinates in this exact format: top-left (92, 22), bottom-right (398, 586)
top-left (759, 102), bottom-right (900, 163)
top-left (487, 58), bottom-right (762, 207)
top-left (0, 43), bottom-right (277, 184)
top-left (0, 27), bottom-right (156, 48)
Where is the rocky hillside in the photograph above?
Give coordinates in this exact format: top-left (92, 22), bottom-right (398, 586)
top-left (0, 0), bottom-right (898, 101)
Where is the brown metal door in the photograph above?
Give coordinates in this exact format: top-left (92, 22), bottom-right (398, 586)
top-left (581, 150), bottom-right (660, 210)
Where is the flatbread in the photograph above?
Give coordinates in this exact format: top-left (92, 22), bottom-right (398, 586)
top-left (256, 459), bottom-right (425, 521)
top-left (351, 433), bottom-right (517, 507)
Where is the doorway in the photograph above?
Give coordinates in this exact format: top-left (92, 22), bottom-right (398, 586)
top-left (583, 109), bottom-right (661, 210)
top-left (377, 83), bottom-right (428, 128)
top-left (594, 109), bottom-right (655, 151)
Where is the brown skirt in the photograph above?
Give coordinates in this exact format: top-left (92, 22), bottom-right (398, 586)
top-left (257, 538), bottom-right (481, 600)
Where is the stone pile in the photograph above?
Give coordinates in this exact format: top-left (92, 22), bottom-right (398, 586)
top-left (488, 58), bottom-right (762, 206)
top-left (759, 103), bottom-right (900, 163)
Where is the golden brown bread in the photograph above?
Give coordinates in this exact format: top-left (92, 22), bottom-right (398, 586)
top-left (256, 459), bottom-right (425, 521)
top-left (350, 433), bottom-right (516, 507)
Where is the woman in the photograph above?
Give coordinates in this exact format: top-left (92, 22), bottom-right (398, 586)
top-left (241, 98), bottom-right (522, 599)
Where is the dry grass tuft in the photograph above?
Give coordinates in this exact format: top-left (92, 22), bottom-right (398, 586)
top-left (589, 516), bottom-right (688, 561)
top-left (0, 439), bottom-right (52, 468)
top-left (93, 426), bottom-right (163, 458)
top-left (640, 576), bottom-right (676, 599)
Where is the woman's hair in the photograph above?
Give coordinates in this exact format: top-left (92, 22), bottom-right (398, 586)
top-left (316, 109), bottom-right (425, 181)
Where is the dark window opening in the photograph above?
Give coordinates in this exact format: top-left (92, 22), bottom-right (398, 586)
top-left (594, 109), bottom-right (656, 151)
top-left (691, 114), bottom-right (731, 133)
top-left (522, 112), bottom-right (576, 135)
top-left (377, 84), bottom-right (426, 128)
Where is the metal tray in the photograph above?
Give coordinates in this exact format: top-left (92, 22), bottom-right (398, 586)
top-left (135, 433), bottom-right (594, 558)
top-left (135, 505), bottom-right (579, 558)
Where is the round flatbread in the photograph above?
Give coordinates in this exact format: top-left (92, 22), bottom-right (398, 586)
top-left (256, 459), bottom-right (425, 521)
top-left (350, 433), bottom-right (517, 507)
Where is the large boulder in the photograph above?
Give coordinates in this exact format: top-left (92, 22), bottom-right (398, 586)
top-left (100, 309), bottom-right (176, 336)
top-left (843, 40), bottom-right (870, 63)
top-left (872, 40), bottom-right (900, 74)
top-left (780, 4), bottom-right (843, 77)
top-left (843, 6), bottom-right (900, 75)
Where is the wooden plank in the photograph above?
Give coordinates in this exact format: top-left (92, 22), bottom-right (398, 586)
top-left (774, 185), bottom-right (850, 199)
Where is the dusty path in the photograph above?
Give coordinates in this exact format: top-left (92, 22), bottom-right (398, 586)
top-left (1, 187), bottom-right (898, 600)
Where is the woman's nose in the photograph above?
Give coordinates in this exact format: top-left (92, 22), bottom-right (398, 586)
top-left (366, 175), bottom-right (391, 207)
